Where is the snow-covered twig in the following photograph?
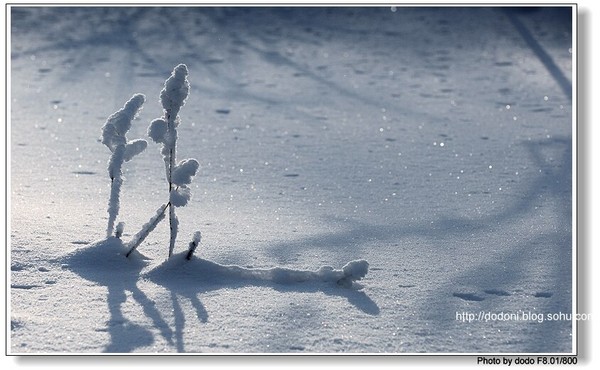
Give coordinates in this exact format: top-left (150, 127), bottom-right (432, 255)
top-left (148, 64), bottom-right (199, 258)
top-left (101, 94), bottom-right (147, 238)
top-left (125, 203), bottom-right (169, 257)
top-left (185, 231), bottom-right (202, 260)
top-left (220, 259), bottom-right (370, 287)
top-left (151, 255), bottom-right (369, 288)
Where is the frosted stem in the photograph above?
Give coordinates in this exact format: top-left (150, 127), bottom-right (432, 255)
top-left (150, 64), bottom-right (190, 258)
top-left (168, 131), bottom-right (176, 257)
top-left (168, 206), bottom-right (178, 258)
top-left (101, 93), bottom-right (146, 240)
top-left (106, 144), bottom-right (125, 238)
top-left (185, 231), bottom-right (202, 260)
top-left (126, 203), bottom-right (169, 257)
top-left (106, 177), bottom-right (121, 238)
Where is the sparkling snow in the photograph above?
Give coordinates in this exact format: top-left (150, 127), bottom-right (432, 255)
top-left (9, 6), bottom-right (575, 354)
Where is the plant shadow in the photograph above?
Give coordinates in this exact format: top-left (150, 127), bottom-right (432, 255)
top-left (64, 237), bottom-right (175, 353)
top-left (65, 238), bottom-right (379, 353)
top-left (145, 254), bottom-right (379, 352)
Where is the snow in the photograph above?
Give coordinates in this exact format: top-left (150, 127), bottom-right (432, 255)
top-left (170, 186), bottom-right (192, 207)
top-left (101, 93), bottom-right (146, 151)
top-left (160, 63), bottom-right (189, 118)
top-left (147, 118), bottom-right (168, 143)
top-left (101, 93), bottom-right (148, 237)
top-left (172, 158), bottom-right (200, 186)
top-left (8, 6), bottom-right (577, 356)
top-left (124, 139), bottom-right (148, 162)
top-left (147, 251), bottom-right (368, 287)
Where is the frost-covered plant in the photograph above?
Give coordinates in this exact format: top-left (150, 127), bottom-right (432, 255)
top-left (100, 94), bottom-right (147, 238)
top-left (147, 64), bottom-right (199, 258)
top-left (125, 203), bottom-right (168, 257)
top-left (120, 65), bottom-right (199, 259)
top-left (92, 65), bottom-right (369, 288)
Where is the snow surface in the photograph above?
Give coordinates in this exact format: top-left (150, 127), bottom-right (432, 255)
top-left (9, 6), bottom-right (574, 354)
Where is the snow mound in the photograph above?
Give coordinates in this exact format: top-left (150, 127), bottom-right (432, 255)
top-left (146, 252), bottom-right (369, 288)
top-left (339, 259), bottom-right (370, 287)
top-left (63, 237), bottom-right (150, 284)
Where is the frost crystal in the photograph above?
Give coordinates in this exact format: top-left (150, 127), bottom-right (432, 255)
top-left (126, 204), bottom-right (168, 257)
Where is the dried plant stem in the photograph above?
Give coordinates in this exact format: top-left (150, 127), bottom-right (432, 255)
top-left (126, 202), bottom-right (170, 257)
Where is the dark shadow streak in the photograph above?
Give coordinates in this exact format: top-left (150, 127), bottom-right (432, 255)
top-left (424, 231), bottom-right (571, 353)
top-left (11, 7), bottom-right (173, 82)
top-left (504, 9), bottom-right (572, 100)
top-left (264, 137), bottom-right (572, 263)
top-left (65, 242), bottom-right (174, 353)
top-left (65, 239), bottom-right (378, 353)
top-left (254, 136), bottom-right (571, 352)
top-left (142, 256), bottom-right (379, 352)
top-left (420, 137), bottom-right (572, 353)
top-left (103, 283), bottom-right (154, 353)
top-left (170, 291), bottom-right (186, 353)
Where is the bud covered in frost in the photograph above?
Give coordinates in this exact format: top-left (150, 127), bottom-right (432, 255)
top-left (170, 186), bottom-right (192, 207)
top-left (160, 64), bottom-right (189, 119)
top-left (186, 231), bottom-right (202, 260)
top-left (102, 93), bottom-right (146, 151)
top-left (148, 118), bottom-right (168, 143)
top-left (172, 158), bottom-right (199, 186)
top-left (124, 139), bottom-right (148, 162)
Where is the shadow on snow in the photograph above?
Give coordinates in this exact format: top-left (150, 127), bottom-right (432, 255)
top-left (64, 237), bottom-right (377, 353)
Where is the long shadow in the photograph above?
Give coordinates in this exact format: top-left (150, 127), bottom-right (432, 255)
top-left (13, 7), bottom-right (448, 123)
top-left (11, 7), bottom-right (173, 81)
top-left (144, 255), bottom-right (379, 352)
top-left (504, 8), bottom-right (573, 100)
top-left (156, 8), bottom-right (386, 124)
top-left (63, 136), bottom-right (570, 353)
top-left (65, 237), bottom-right (378, 353)
top-left (142, 140), bottom-right (572, 352)
top-left (64, 238), bottom-right (174, 353)
top-left (27, 7), bottom-right (572, 352)
top-left (419, 137), bottom-right (572, 352)
top-left (264, 136), bottom-right (571, 263)
top-left (425, 231), bottom-right (571, 352)
top-left (257, 136), bottom-right (572, 353)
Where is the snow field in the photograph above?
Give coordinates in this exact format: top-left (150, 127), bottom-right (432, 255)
top-left (10, 7), bottom-right (574, 354)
